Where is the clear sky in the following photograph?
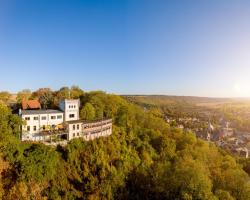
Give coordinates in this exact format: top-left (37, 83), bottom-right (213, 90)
top-left (0, 0), bottom-right (250, 97)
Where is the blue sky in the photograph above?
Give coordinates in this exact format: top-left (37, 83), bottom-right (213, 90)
top-left (0, 0), bottom-right (250, 97)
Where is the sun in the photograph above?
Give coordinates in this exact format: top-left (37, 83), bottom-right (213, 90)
top-left (233, 82), bottom-right (250, 97)
top-left (233, 83), bottom-right (242, 92)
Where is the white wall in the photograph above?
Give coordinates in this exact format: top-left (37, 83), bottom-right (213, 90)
top-left (59, 99), bottom-right (80, 122)
top-left (68, 123), bottom-right (82, 140)
top-left (22, 113), bottom-right (64, 136)
top-left (68, 120), bottom-right (112, 141)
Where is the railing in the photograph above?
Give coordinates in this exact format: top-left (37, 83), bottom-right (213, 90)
top-left (82, 119), bottom-right (112, 129)
top-left (83, 123), bottom-right (111, 132)
top-left (39, 129), bottom-right (68, 136)
top-left (82, 127), bottom-right (111, 136)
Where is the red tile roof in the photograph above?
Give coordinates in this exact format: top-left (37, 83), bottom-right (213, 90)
top-left (22, 99), bottom-right (41, 110)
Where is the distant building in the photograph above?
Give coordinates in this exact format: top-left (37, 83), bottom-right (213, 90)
top-left (19, 99), bottom-right (112, 144)
top-left (178, 124), bottom-right (184, 129)
top-left (235, 147), bottom-right (249, 158)
top-left (212, 132), bottom-right (225, 141)
top-left (206, 132), bottom-right (211, 141)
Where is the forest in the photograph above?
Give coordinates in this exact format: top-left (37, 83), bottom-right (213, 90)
top-left (0, 87), bottom-right (250, 199)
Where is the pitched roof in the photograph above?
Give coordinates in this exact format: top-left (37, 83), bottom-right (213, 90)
top-left (22, 99), bottom-right (41, 110)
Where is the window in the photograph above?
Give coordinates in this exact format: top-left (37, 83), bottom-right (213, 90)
top-left (51, 116), bottom-right (56, 120)
top-left (41, 116), bottom-right (46, 120)
top-left (77, 132), bottom-right (79, 136)
top-left (57, 115), bottom-right (62, 119)
top-left (73, 125), bottom-right (75, 130)
top-left (25, 117), bottom-right (30, 121)
top-left (73, 133), bottom-right (75, 137)
top-left (69, 114), bottom-right (75, 118)
top-left (33, 117), bottom-right (39, 120)
top-left (77, 124), bottom-right (79, 130)
top-left (33, 126), bottom-right (36, 131)
top-left (27, 126), bottom-right (30, 131)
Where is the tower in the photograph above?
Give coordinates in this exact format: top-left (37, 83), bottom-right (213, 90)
top-left (59, 99), bottom-right (80, 122)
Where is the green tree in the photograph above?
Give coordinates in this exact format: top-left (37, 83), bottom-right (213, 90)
top-left (32, 88), bottom-right (54, 109)
top-left (70, 85), bottom-right (84, 99)
top-left (18, 144), bottom-right (59, 182)
top-left (16, 89), bottom-right (32, 103)
top-left (0, 92), bottom-right (12, 104)
top-left (80, 103), bottom-right (96, 120)
top-left (215, 190), bottom-right (234, 200)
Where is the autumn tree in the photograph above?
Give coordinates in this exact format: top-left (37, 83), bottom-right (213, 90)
top-left (16, 89), bottom-right (32, 103)
top-left (32, 88), bottom-right (54, 109)
top-left (0, 92), bottom-right (12, 104)
top-left (70, 85), bottom-right (84, 99)
top-left (80, 103), bottom-right (96, 120)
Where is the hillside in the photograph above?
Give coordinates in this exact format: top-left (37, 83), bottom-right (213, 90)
top-left (0, 88), bottom-right (250, 199)
top-left (124, 95), bottom-right (244, 107)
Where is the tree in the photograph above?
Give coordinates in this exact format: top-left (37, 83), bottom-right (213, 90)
top-left (215, 190), bottom-right (234, 200)
top-left (8, 114), bottom-right (23, 139)
top-left (89, 95), bottom-right (105, 119)
top-left (1, 89), bottom-right (250, 200)
top-left (80, 103), bottom-right (96, 120)
top-left (32, 88), bottom-right (54, 109)
top-left (16, 89), bottom-right (32, 103)
top-left (18, 144), bottom-right (59, 182)
top-left (56, 87), bottom-right (71, 100)
top-left (70, 86), bottom-right (84, 99)
top-left (0, 92), bottom-right (12, 104)
top-left (0, 103), bottom-right (13, 134)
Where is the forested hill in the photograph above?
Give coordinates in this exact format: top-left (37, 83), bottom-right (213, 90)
top-left (124, 95), bottom-right (236, 106)
top-left (0, 88), bottom-right (250, 199)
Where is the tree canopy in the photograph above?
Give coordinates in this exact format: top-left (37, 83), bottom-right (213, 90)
top-left (0, 88), bottom-right (250, 199)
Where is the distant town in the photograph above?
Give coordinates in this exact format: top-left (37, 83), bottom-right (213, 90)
top-left (127, 95), bottom-right (250, 159)
top-left (165, 115), bottom-right (250, 158)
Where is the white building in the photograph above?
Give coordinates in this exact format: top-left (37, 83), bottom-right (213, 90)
top-left (59, 99), bottom-right (80, 121)
top-left (67, 119), bottom-right (112, 141)
top-left (20, 99), bottom-right (112, 143)
top-left (21, 109), bottom-right (64, 141)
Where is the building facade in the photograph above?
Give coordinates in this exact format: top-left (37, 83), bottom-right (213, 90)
top-left (67, 119), bottom-right (112, 141)
top-left (59, 99), bottom-right (80, 121)
top-left (20, 99), bottom-right (112, 143)
top-left (21, 109), bottom-right (64, 141)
